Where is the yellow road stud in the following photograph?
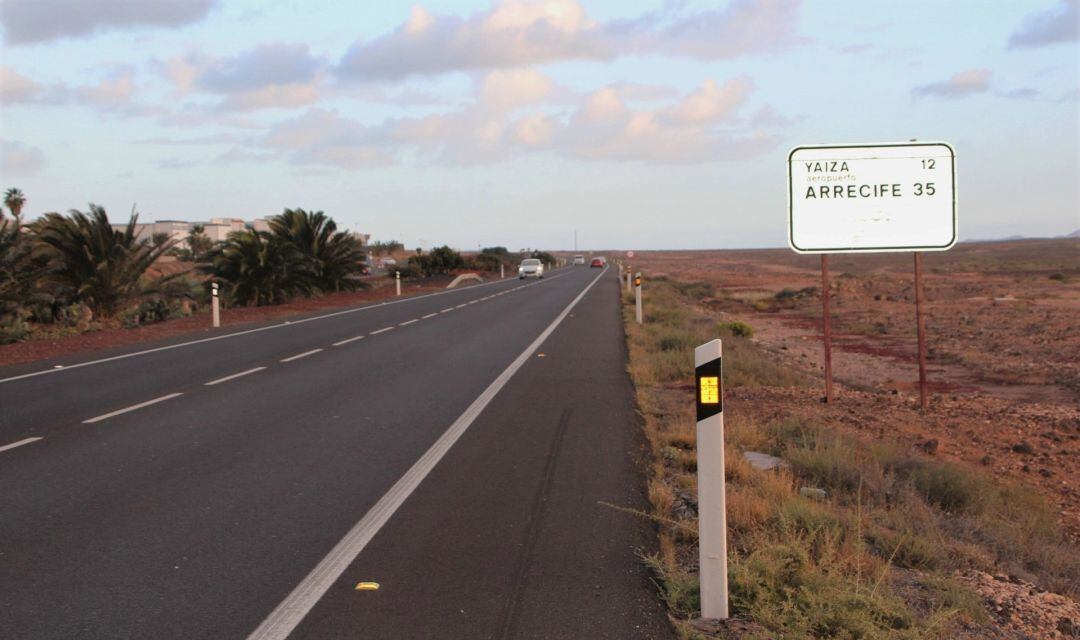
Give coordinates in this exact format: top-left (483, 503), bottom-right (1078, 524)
top-left (355, 582), bottom-right (380, 591)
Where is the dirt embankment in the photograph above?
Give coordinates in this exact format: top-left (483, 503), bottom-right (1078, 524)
top-left (0, 274), bottom-right (473, 367)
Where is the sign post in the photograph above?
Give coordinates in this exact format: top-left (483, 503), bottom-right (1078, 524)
top-left (820, 255), bottom-right (833, 403)
top-left (211, 282), bottom-right (220, 328)
top-left (634, 272), bottom-right (643, 324)
top-left (694, 339), bottom-right (728, 620)
top-left (788, 141), bottom-right (956, 409)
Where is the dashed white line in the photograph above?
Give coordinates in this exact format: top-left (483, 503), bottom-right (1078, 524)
top-left (0, 437), bottom-right (43, 454)
top-left (440, 307), bottom-right (454, 313)
top-left (399, 319), bottom-right (419, 326)
top-left (467, 300), bottom-right (478, 305)
top-left (205, 367), bottom-right (266, 386)
top-left (332, 335), bottom-right (365, 347)
top-left (83, 392), bottom-right (184, 424)
top-left (280, 348), bottom-right (323, 363)
top-left (455, 304), bottom-right (467, 309)
top-left (370, 327), bottom-right (394, 335)
top-left (421, 313), bottom-right (438, 319)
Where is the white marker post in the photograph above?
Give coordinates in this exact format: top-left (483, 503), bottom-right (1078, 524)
top-left (634, 272), bottom-right (643, 324)
top-left (625, 268), bottom-right (632, 294)
top-left (395, 271), bottom-right (401, 297)
top-left (500, 263), bottom-right (505, 279)
top-left (694, 339), bottom-right (728, 620)
top-left (211, 282), bottom-right (220, 328)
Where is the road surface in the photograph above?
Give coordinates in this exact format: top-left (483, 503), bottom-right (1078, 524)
top-left (0, 266), bottom-right (673, 639)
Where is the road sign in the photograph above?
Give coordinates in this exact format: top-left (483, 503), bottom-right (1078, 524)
top-left (694, 339), bottom-right (728, 620)
top-left (787, 142), bottom-right (956, 253)
top-left (626, 250), bottom-right (634, 258)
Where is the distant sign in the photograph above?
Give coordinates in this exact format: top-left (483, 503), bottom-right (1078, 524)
top-left (626, 251), bottom-right (635, 258)
top-left (788, 142), bottom-right (956, 253)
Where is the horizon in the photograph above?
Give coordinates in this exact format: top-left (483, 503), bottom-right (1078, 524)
top-left (2, 0), bottom-right (1078, 251)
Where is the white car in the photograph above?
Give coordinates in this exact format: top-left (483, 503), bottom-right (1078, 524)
top-left (518, 258), bottom-right (544, 279)
top-left (573, 255), bottom-right (585, 265)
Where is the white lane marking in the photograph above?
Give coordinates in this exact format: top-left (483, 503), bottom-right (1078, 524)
top-left (205, 367), bottom-right (266, 386)
top-left (455, 304), bottom-right (467, 309)
top-left (245, 267), bottom-right (606, 640)
top-left (332, 335), bottom-right (365, 347)
top-left (83, 392), bottom-right (184, 424)
top-left (370, 327), bottom-right (394, 335)
top-left (0, 275), bottom-right (536, 385)
top-left (399, 319), bottom-right (419, 326)
top-left (0, 437), bottom-right (43, 454)
top-left (421, 313), bottom-right (437, 319)
top-left (467, 300), bottom-right (478, 305)
top-left (440, 308), bottom-right (454, 313)
top-left (280, 349), bottom-right (323, 363)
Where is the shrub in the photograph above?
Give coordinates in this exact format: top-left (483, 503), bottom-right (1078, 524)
top-left (718, 320), bottom-right (754, 338)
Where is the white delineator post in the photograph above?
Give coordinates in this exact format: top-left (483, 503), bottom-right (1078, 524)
top-left (500, 263), bottom-right (505, 279)
top-left (634, 272), bottom-right (643, 324)
top-left (211, 282), bottom-right (220, 328)
top-left (625, 267), bottom-right (632, 293)
top-left (395, 271), bottom-right (401, 296)
top-left (694, 339), bottom-right (729, 620)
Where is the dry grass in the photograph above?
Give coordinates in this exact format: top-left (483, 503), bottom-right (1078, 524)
top-left (621, 276), bottom-right (1078, 638)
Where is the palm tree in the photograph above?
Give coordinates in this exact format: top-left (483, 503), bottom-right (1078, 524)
top-left (32, 204), bottom-right (175, 317)
top-left (270, 208), bottom-right (366, 293)
top-left (188, 224), bottom-right (213, 262)
top-left (0, 212), bottom-right (46, 328)
top-left (4, 188), bottom-right (26, 219)
top-left (202, 229), bottom-right (311, 306)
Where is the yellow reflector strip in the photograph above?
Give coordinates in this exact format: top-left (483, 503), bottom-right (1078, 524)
top-left (699, 376), bottom-right (720, 404)
top-left (355, 582), bottom-right (380, 591)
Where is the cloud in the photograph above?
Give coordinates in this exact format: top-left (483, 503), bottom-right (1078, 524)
top-left (1007, 0), bottom-right (1079, 49)
top-left (998, 87), bottom-right (1040, 99)
top-left (250, 72), bottom-right (788, 168)
top-left (0, 0), bottom-right (218, 45)
top-left (0, 65), bottom-right (41, 104)
top-left (0, 139), bottom-right (46, 176)
top-left (158, 43), bottom-right (323, 111)
top-left (912, 68), bottom-right (993, 99)
top-left (335, 0), bottom-right (802, 80)
top-left (1061, 88), bottom-right (1080, 102)
top-left (77, 65), bottom-right (136, 106)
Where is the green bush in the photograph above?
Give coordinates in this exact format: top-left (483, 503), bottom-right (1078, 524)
top-left (718, 320), bottom-right (754, 338)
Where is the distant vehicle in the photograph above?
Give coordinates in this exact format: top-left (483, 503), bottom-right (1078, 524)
top-left (573, 255), bottom-right (585, 265)
top-left (590, 257), bottom-right (606, 268)
top-left (518, 258), bottom-right (544, 279)
top-left (382, 258), bottom-right (397, 267)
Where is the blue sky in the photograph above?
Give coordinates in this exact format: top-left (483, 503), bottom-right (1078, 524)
top-left (1, 0), bottom-right (1077, 250)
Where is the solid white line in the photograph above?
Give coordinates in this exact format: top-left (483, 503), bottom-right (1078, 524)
top-left (245, 267), bottom-right (606, 640)
top-left (0, 437), bottom-right (43, 454)
top-left (399, 319), bottom-right (419, 326)
top-left (83, 392), bottom-right (184, 424)
top-left (0, 275), bottom-right (528, 385)
top-left (467, 300), bottom-right (478, 305)
top-left (421, 313), bottom-right (437, 319)
top-left (280, 349), bottom-right (322, 363)
top-left (455, 304), bottom-right (467, 309)
top-left (440, 308), bottom-right (454, 313)
top-left (370, 327), bottom-right (394, 335)
top-left (331, 335), bottom-right (365, 347)
top-left (204, 366), bottom-right (266, 386)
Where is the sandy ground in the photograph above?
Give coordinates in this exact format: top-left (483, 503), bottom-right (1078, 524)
top-left (622, 239), bottom-right (1080, 539)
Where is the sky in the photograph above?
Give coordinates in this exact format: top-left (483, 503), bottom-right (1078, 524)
top-left (0, 0), bottom-right (1077, 250)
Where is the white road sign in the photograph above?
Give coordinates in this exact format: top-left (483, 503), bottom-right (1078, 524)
top-left (788, 142), bottom-right (956, 253)
top-left (626, 250), bottom-right (634, 258)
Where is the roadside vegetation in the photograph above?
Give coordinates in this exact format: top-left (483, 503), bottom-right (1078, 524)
top-left (0, 189), bottom-right (367, 343)
top-left (621, 276), bottom-right (1078, 638)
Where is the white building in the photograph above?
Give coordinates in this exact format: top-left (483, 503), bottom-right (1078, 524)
top-left (115, 217), bottom-right (367, 250)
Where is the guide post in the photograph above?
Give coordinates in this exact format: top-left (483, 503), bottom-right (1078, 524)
top-left (211, 282), bottom-right (220, 328)
top-left (395, 271), bottom-right (401, 297)
top-left (694, 339), bottom-right (728, 620)
top-left (634, 272), bottom-right (642, 324)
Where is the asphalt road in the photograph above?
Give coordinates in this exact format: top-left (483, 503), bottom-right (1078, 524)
top-left (0, 266), bottom-right (673, 639)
